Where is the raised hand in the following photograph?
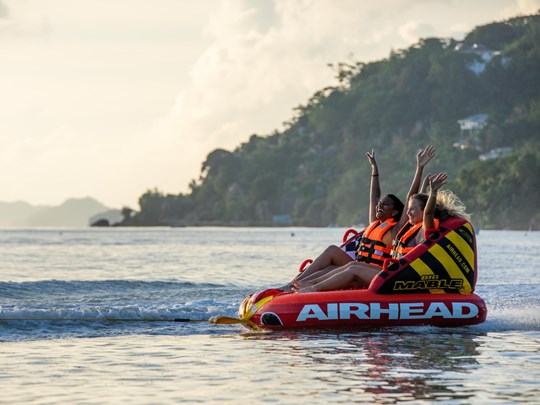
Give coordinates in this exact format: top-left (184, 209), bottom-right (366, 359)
top-left (366, 149), bottom-right (378, 171)
top-left (429, 172), bottom-right (448, 193)
top-left (417, 144), bottom-right (436, 168)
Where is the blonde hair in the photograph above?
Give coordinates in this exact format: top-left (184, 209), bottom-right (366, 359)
top-left (435, 189), bottom-right (471, 221)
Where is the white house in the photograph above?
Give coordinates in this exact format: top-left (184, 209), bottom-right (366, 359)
top-left (457, 114), bottom-right (489, 132)
top-left (454, 42), bottom-right (505, 75)
top-left (479, 147), bottom-right (512, 161)
top-left (453, 114), bottom-right (489, 150)
top-left (454, 43), bottom-right (500, 61)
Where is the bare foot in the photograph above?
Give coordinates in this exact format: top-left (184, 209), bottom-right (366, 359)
top-left (278, 283), bottom-right (293, 292)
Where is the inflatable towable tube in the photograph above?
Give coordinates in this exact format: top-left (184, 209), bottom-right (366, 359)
top-left (238, 218), bottom-right (487, 330)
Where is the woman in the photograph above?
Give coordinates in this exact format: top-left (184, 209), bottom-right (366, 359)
top-left (277, 145), bottom-right (434, 291)
top-left (295, 172), bottom-right (469, 293)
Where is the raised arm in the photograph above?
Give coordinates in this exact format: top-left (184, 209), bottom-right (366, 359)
top-left (424, 172), bottom-right (447, 230)
top-left (407, 145), bottom-right (435, 200)
top-left (420, 173), bottom-right (432, 193)
top-left (366, 150), bottom-right (381, 223)
top-left (396, 145), bottom-right (436, 228)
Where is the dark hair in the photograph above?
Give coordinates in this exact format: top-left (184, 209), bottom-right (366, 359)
top-left (387, 194), bottom-right (404, 221)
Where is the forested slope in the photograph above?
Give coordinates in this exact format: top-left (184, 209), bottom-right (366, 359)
top-left (119, 14), bottom-right (540, 230)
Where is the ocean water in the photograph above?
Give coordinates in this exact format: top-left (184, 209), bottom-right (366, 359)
top-left (0, 227), bottom-right (539, 404)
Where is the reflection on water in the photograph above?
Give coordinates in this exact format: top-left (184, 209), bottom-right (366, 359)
top-left (2, 328), bottom-right (538, 404)
top-left (244, 329), bottom-right (483, 403)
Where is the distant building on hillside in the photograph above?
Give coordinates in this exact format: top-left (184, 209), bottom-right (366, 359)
top-left (479, 147), bottom-right (512, 161)
top-left (454, 113), bottom-right (489, 149)
top-left (454, 42), bottom-right (509, 75)
top-left (458, 113), bottom-right (489, 133)
top-left (272, 214), bottom-right (291, 225)
top-left (454, 42), bottom-right (499, 60)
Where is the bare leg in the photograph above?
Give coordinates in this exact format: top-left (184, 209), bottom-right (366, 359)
top-left (294, 261), bottom-right (360, 288)
top-left (294, 245), bottom-right (353, 282)
top-left (276, 245), bottom-right (353, 291)
top-left (297, 263), bottom-right (381, 293)
top-left (277, 265), bottom-right (340, 291)
top-left (295, 265), bottom-right (338, 283)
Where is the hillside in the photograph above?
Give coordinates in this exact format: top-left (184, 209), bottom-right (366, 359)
top-left (0, 198), bottom-right (111, 227)
top-left (121, 13), bottom-right (540, 230)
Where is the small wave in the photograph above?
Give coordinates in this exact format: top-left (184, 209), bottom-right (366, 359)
top-left (0, 297), bottom-right (239, 321)
top-left (0, 299), bottom-right (242, 342)
top-left (0, 279), bottom-right (246, 342)
top-left (1, 279), bottom-right (221, 292)
top-left (0, 280), bottom-right (229, 303)
top-left (477, 303), bottom-right (540, 332)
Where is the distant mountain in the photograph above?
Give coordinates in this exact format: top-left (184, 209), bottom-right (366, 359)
top-left (0, 201), bottom-right (49, 226)
top-left (0, 197), bottom-right (111, 227)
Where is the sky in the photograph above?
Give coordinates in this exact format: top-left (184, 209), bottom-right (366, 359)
top-left (1, 0), bottom-right (539, 209)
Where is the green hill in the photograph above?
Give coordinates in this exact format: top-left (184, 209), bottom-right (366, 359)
top-left (122, 13), bottom-right (540, 230)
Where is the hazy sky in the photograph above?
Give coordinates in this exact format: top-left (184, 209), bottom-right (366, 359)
top-left (1, 0), bottom-right (538, 208)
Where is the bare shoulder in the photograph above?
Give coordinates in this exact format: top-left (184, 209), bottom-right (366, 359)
top-left (416, 227), bottom-right (427, 244)
top-left (383, 231), bottom-right (394, 247)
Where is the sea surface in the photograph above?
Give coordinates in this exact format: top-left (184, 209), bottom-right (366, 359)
top-left (0, 227), bottom-right (539, 404)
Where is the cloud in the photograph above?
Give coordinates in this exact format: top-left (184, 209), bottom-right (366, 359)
top-left (515, 0), bottom-right (540, 14)
top-left (0, 1), bottom-right (51, 39)
top-left (139, 0), bottom-right (540, 204)
top-left (0, 1), bottom-right (9, 18)
top-left (398, 20), bottom-right (436, 43)
top-left (0, 0), bottom-right (535, 207)
top-left (148, 0), bottom-right (410, 196)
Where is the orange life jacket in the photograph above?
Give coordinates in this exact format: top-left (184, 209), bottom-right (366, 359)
top-left (356, 219), bottom-right (397, 267)
top-left (392, 219), bottom-right (439, 259)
